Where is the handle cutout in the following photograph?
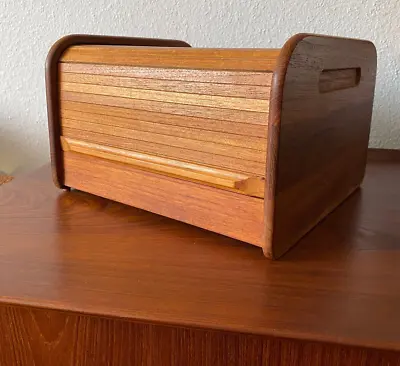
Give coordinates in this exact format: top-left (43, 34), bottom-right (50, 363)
top-left (319, 67), bottom-right (361, 93)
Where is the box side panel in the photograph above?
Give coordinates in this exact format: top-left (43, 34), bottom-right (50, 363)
top-left (265, 35), bottom-right (377, 258)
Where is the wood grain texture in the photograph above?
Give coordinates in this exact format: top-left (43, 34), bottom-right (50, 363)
top-left (61, 91), bottom-right (269, 124)
top-left (61, 119), bottom-right (266, 163)
top-left (60, 63), bottom-right (274, 85)
top-left (60, 82), bottom-right (269, 112)
top-left (60, 72), bottom-right (271, 99)
top-left (46, 34), bottom-right (191, 189)
top-left (264, 34), bottom-right (377, 258)
top-left (58, 44), bottom-right (271, 198)
top-left (60, 101), bottom-right (268, 138)
top-left (62, 127), bottom-right (266, 176)
top-left (1, 152), bottom-right (400, 364)
top-left (1, 305), bottom-right (400, 366)
top-left (61, 109), bottom-right (267, 149)
top-left (50, 34), bottom-right (377, 257)
top-left (61, 137), bottom-right (265, 197)
top-left (61, 46), bottom-right (281, 71)
top-left (63, 151), bottom-right (265, 245)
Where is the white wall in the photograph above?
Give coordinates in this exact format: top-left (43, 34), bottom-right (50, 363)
top-left (1, 0), bottom-right (399, 173)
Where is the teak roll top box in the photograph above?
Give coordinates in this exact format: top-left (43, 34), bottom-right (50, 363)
top-left (46, 33), bottom-right (377, 259)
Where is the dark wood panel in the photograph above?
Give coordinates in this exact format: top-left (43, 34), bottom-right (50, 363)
top-left (1, 304), bottom-right (400, 366)
top-left (265, 34), bottom-right (377, 258)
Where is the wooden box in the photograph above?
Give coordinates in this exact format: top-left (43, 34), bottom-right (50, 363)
top-left (46, 33), bottom-right (377, 259)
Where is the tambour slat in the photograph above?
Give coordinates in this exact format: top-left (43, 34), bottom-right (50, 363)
top-left (61, 110), bottom-right (266, 150)
top-left (60, 72), bottom-right (271, 99)
top-left (60, 82), bottom-right (268, 113)
top-left (62, 128), bottom-right (266, 176)
top-left (60, 101), bottom-right (268, 138)
top-left (60, 91), bottom-right (269, 125)
top-left (61, 119), bottom-right (266, 163)
top-left (61, 46), bottom-right (280, 71)
top-left (60, 63), bottom-right (273, 86)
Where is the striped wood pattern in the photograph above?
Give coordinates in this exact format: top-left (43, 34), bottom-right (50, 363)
top-left (61, 118), bottom-right (266, 163)
top-left (60, 91), bottom-right (269, 125)
top-left (60, 46), bottom-right (274, 196)
top-left (61, 127), bottom-right (266, 176)
top-left (60, 82), bottom-right (268, 112)
top-left (60, 72), bottom-right (271, 99)
top-left (60, 63), bottom-right (273, 85)
top-left (60, 101), bottom-right (268, 138)
top-left (61, 46), bottom-right (280, 71)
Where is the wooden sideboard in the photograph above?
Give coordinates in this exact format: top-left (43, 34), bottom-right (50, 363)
top-left (0, 149), bottom-right (399, 365)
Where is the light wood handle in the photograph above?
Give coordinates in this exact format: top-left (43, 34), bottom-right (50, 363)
top-left (61, 137), bottom-right (265, 198)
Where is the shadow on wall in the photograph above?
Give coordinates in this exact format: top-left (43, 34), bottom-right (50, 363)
top-left (0, 119), bottom-right (48, 175)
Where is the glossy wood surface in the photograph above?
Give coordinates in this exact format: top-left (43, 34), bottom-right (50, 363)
top-left (46, 35), bottom-right (191, 190)
top-left (62, 127), bottom-right (266, 176)
top-left (53, 42), bottom-right (277, 252)
top-left (59, 47), bottom-right (272, 201)
top-left (0, 150), bottom-right (399, 364)
top-left (265, 34), bottom-right (377, 258)
top-left (49, 34), bottom-right (377, 259)
top-left (61, 138), bottom-right (265, 197)
top-left (2, 306), bottom-right (400, 366)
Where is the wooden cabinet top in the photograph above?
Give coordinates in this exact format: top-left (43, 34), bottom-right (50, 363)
top-left (1, 149), bottom-right (399, 353)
